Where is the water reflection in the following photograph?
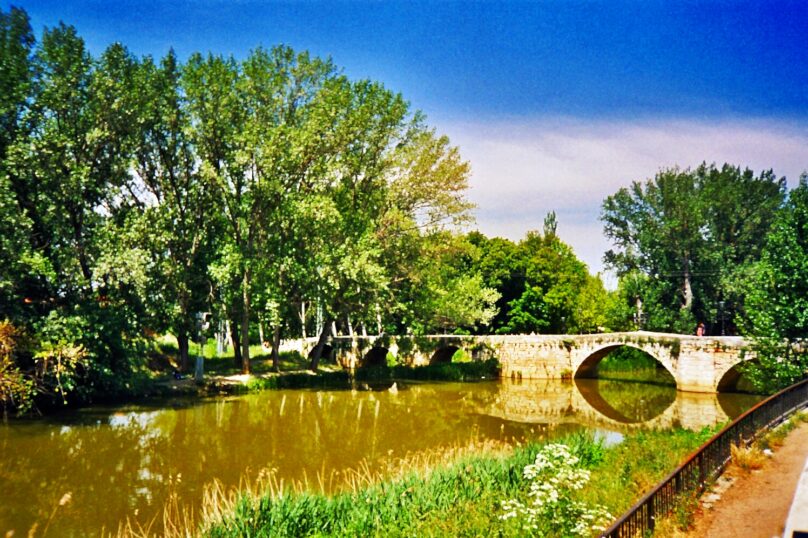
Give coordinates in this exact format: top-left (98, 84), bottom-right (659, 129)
top-left (0, 379), bottom-right (760, 536)
top-left (485, 378), bottom-right (755, 431)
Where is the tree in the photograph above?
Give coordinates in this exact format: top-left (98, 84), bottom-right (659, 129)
top-left (389, 232), bottom-right (498, 335)
top-left (369, 128), bottom-right (484, 338)
top-left (601, 164), bottom-right (785, 334)
top-left (0, 20), bottom-right (153, 402)
top-left (496, 229), bottom-right (591, 334)
top-left (466, 233), bottom-right (524, 333)
top-left (742, 174), bottom-right (808, 392)
top-left (0, 7), bottom-right (36, 321)
top-left (127, 50), bottom-right (218, 371)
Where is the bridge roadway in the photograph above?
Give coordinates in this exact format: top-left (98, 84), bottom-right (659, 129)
top-left (280, 331), bottom-right (751, 394)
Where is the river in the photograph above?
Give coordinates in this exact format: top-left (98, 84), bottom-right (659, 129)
top-left (0, 378), bottom-right (761, 536)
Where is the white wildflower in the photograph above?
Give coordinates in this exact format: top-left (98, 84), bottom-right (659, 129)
top-left (499, 443), bottom-right (612, 536)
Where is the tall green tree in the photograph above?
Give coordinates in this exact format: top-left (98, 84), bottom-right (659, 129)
top-left (126, 50), bottom-right (218, 370)
top-left (303, 80), bottom-right (412, 369)
top-left (601, 164), bottom-right (785, 333)
top-left (185, 47), bottom-right (354, 373)
top-left (364, 127), bottom-right (484, 338)
top-left (2, 21), bottom-right (149, 399)
top-left (0, 6), bottom-right (36, 320)
top-left (742, 174), bottom-right (808, 392)
top-left (466, 233), bottom-right (524, 332)
top-left (499, 230), bottom-right (590, 334)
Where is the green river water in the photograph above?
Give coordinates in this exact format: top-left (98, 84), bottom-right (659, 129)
top-left (0, 378), bottom-right (761, 536)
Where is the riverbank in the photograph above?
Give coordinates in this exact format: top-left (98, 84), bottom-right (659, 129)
top-left (149, 358), bottom-right (501, 397)
top-left (16, 349), bottom-right (501, 416)
top-left (130, 428), bottom-right (716, 538)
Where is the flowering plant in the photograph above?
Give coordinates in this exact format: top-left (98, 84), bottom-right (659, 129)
top-left (501, 443), bottom-right (612, 536)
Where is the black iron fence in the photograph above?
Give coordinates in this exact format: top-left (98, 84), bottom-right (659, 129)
top-left (601, 377), bottom-right (808, 537)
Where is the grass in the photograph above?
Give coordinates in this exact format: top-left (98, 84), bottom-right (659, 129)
top-left (155, 334), bottom-right (318, 376)
top-left (758, 409), bottom-right (808, 450)
top-left (153, 335), bottom-right (498, 386)
top-left (730, 443), bottom-right (766, 470)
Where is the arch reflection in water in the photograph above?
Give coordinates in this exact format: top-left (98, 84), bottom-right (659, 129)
top-left (484, 378), bottom-right (761, 431)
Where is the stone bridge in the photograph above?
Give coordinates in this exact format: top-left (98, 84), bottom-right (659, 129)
top-left (280, 331), bottom-right (751, 393)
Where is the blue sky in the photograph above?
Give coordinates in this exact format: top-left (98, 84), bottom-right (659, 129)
top-left (11, 1), bottom-right (808, 274)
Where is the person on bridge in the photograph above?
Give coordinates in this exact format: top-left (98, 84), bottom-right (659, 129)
top-left (696, 322), bottom-right (705, 336)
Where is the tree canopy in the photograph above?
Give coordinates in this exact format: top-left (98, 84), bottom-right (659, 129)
top-left (601, 163), bottom-right (785, 334)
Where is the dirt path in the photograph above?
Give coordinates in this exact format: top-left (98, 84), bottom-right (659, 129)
top-left (685, 421), bottom-right (808, 538)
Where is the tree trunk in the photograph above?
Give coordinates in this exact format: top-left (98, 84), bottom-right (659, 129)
top-left (225, 319), bottom-right (233, 352)
top-left (316, 302), bottom-right (323, 338)
top-left (230, 316), bottom-right (242, 369)
top-left (682, 257), bottom-right (693, 311)
top-left (299, 301), bottom-right (307, 340)
top-left (177, 330), bottom-right (190, 372)
top-left (241, 268), bottom-right (251, 374)
top-left (271, 324), bottom-right (281, 372)
top-left (309, 317), bottom-right (333, 372)
top-left (258, 320), bottom-right (266, 350)
top-left (346, 315), bottom-right (354, 337)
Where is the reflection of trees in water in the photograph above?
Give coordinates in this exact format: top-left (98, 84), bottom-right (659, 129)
top-left (575, 378), bottom-right (676, 423)
top-left (491, 378), bottom-right (760, 430)
top-left (0, 415), bottom-right (174, 537)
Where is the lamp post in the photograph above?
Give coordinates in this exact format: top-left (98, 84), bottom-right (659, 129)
top-left (718, 301), bottom-right (726, 336)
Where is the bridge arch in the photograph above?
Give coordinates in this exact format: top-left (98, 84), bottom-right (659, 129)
top-left (429, 345), bottom-right (460, 365)
top-left (715, 358), bottom-right (757, 393)
top-left (362, 347), bottom-right (391, 367)
top-left (308, 344), bottom-right (334, 362)
top-left (574, 343), bottom-right (676, 382)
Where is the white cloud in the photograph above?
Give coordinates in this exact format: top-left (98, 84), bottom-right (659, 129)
top-left (437, 117), bottom-right (808, 277)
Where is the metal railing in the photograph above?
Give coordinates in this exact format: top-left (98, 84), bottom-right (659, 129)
top-left (601, 377), bottom-right (808, 537)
